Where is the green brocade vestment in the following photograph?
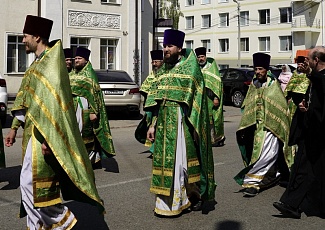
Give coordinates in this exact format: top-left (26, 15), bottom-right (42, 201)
top-left (234, 74), bottom-right (293, 185)
top-left (70, 62), bottom-right (115, 156)
top-left (11, 40), bottom-right (104, 215)
top-left (201, 58), bottom-right (224, 143)
top-left (285, 71), bottom-right (310, 121)
top-left (145, 49), bottom-right (216, 200)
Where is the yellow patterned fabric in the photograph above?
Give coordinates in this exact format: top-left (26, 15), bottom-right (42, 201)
top-left (201, 58), bottom-right (224, 143)
top-left (145, 48), bottom-right (216, 200)
top-left (69, 62), bottom-right (115, 156)
top-left (234, 73), bottom-right (292, 185)
top-left (11, 40), bottom-right (104, 215)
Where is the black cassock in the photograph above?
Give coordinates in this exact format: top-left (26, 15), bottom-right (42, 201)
top-left (280, 69), bottom-right (325, 218)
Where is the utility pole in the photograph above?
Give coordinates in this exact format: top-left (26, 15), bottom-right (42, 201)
top-left (233, 0), bottom-right (241, 67)
top-left (134, 0), bottom-right (140, 85)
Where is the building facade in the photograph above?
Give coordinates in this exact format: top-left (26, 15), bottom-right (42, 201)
top-left (1, 0), bottom-right (153, 95)
top-left (177, 0), bottom-right (325, 69)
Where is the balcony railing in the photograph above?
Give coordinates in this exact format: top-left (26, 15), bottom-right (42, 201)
top-left (292, 17), bottom-right (321, 29)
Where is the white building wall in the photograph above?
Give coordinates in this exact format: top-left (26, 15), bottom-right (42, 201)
top-left (178, 0), bottom-right (325, 68)
top-left (1, 0), bottom-right (142, 95)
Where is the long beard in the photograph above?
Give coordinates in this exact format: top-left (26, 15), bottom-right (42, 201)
top-left (164, 52), bottom-right (179, 65)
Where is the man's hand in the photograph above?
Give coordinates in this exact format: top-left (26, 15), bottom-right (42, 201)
top-left (298, 60), bottom-right (312, 74)
top-left (41, 141), bottom-right (53, 156)
top-left (90, 113), bottom-right (97, 121)
top-left (147, 127), bottom-right (155, 142)
top-left (5, 129), bottom-right (17, 147)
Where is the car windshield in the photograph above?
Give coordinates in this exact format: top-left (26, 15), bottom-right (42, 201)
top-left (96, 71), bottom-right (134, 83)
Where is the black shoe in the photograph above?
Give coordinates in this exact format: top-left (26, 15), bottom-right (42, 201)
top-left (243, 187), bottom-right (258, 197)
top-left (92, 161), bottom-right (102, 170)
top-left (273, 201), bottom-right (301, 219)
top-left (212, 137), bottom-right (226, 147)
top-left (191, 200), bottom-right (203, 211)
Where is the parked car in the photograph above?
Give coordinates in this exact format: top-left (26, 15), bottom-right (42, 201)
top-left (0, 72), bottom-right (8, 126)
top-left (96, 70), bottom-right (141, 117)
top-left (221, 68), bottom-right (254, 108)
top-left (220, 67), bottom-right (282, 108)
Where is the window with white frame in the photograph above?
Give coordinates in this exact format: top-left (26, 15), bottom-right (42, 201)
top-left (70, 37), bottom-right (90, 57)
top-left (101, 0), bottom-right (121, 4)
top-left (219, 0), bottom-right (228, 3)
top-left (7, 35), bottom-right (28, 73)
top-left (240, 38), bottom-right (249, 52)
top-left (185, 0), bottom-right (194, 6)
top-left (185, 40), bottom-right (193, 49)
top-left (219, 13), bottom-right (229, 27)
top-left (202, 14), bottom-right (211, 28)
top-left (240, 11), bottom-right (249, 26)
top-left (259, 9), bottom-right (270, 24)
top-left (202, 39), bottom-right (211, 52)
top-left (279, 36), bottom-right (292, 51)
top-left (258, 37), bottom-right (270, 51)
top-left (219, 39), bottom-right (229, 52)
top-left (202, 0), bottom-right (211, 4)
top-left (279, 7), bottom-right (292, 23)
top-left (185, 16), bottom-right (194, 29)
top-left (100, 39), bottom-right (118, 69)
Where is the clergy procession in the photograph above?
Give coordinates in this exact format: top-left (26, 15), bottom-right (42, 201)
top-left (0, 13), bottom-right (325, 230)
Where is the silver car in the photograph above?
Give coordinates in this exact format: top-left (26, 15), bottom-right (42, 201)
top-left (0, 72), bottom-right (8, 126)
top-left (96, 70), bottom-right (141, 117)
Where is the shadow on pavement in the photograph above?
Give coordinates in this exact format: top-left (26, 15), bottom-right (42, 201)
top-left (102, 157), bottom-right (119, 173)
top-left (65, 201), bottom-right (110, 230)
top-left (215, 220), bottom-right (243, 230)
top-left (202, 200), bottom-right (217, 214)
top-left (0, 165), bottom-right (21, 190)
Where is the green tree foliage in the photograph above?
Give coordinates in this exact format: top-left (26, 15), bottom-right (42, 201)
top-left (159, 0), bottom-right (184, 29)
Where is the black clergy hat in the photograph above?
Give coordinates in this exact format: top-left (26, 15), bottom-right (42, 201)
top-left (63, 48), bottom-right (73, 59)
top-left (253, 53), bottom-right (271, 70)
top-left (75, 47), bottom-right (91, 61)
top-left (23, 15), bottom-right (53, 40)
top-left (195, 47), bottom-right (206, 56)
top-left (150, 50), bottom-right (163, 61)
top-left (163, 29), bottom-right (185, 48)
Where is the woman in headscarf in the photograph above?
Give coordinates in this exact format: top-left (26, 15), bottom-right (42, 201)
top-left (278, 64), bottom-right (293, 92)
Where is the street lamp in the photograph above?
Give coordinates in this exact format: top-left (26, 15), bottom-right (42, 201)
top-left (233, 0), bottom-right (241, 67)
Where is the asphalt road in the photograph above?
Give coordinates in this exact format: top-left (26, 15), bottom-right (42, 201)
top-left (0, 106), bottom-right (324, 230)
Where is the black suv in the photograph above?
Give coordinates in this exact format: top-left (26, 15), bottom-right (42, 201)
top-left (220, 68), bottom-right (254, 108)
top-left (220, 67), bottom-right (282, 108)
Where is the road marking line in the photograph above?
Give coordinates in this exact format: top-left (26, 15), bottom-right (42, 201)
top-left (0, 162), bottom-right (225, 206)
top-left (97, 162), bottom-right (225, 189)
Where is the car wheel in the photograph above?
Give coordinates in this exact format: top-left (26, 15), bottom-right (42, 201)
top-left (232, 91), bottom-right (244, 108)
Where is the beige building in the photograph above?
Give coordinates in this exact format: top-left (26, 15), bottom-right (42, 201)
top-left (1, 0), bottom-right (154, 96)
top-left (177, 0), bottom-right (325, 69)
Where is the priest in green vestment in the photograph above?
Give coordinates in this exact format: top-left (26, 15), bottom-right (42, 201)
top-left (5, 15), bottom-right (104, 229)
top-left (234, 53), bottom-right (292, 197)
top-left (195, 47), bottom-right (225, 147)
top-left (69, 47), bottom-right (115, 167)
top-left (145, 29), bottom-right (216, 216)
top-left (135, 50), bottom-right (164, 152)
